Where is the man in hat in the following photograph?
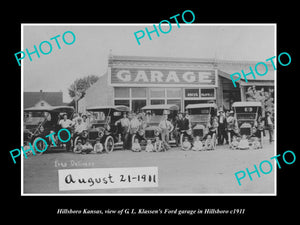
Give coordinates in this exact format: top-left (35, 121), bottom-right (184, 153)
top-left (263, 111), bottom-right (274, 143)
top-left (159, 114), bottom-right (173, 149)
top-left (115, 112), bottom-right (131, 150)
top-left (176, 112), bottom-right (190, 132)
top-left (58, 113), bottom-right (74, 150)
top-left (81, 114), bottom-right (90, 130)
top-left (226, 110), bottom-right (238, 142)
top-left (217, 109), bottom-right (227, 145)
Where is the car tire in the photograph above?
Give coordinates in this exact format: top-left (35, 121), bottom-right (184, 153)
top-left (260, 130), bottom-right (263, 148)
top-left (212, 133), bottom-right (217, 150)
top-left (73, 136), bottom-right (80, 152)
top-left (180, 133), bottom-right (184, 147)
top-left (228, 132), bottom-right (231, 146)
top-left (131, 134), bottom-right (136, 149)
top-left (104, 136), bottom-right (114, 153)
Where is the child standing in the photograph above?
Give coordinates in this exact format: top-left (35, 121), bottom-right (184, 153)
top-left (132, 138), bottom-right (141, 152)
top-left (145, 139), bottom-right (154, 152)
top-left (230, 135), bottom-right (239, 150)
top-left (238, 135), bottom-right (249, 150)
top-left (192, 136), bottom-right (203, 151)
top-left (154, 137), bottom-right (162, 152)
top-left (181, 137), bottom-right (191, 151)
top-left (93, 138), bottom-right (104, 153)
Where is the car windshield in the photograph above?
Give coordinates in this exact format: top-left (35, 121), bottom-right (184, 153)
top-left (188, 108), bottom-right (210, 115)
top-left (236, 113), bottom-right (256, 120)
top-left (235, 107), bottom-right (258, 113)
top-left (88, 111), bottom-right (109, 124)
top-left (145, 115), bottom-right (164, 124)
top-left (189, 114), bottom-right (210, 123)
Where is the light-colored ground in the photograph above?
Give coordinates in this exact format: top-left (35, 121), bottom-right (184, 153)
top-left (23, 142), bottom-right (276, 195)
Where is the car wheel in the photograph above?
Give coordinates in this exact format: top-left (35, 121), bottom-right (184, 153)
top-left (260, 130), bottom-right (263, 148)
top-left (212, 133), bottom-right (217, 150)
top-left (73, 136), bottom-right (80, 152)
top-left (105, 136), bottom-right (114, 153)
top-left (180, 133), bottom-right (184, 147)
top-left (131, 134), bottom-right (136, 148)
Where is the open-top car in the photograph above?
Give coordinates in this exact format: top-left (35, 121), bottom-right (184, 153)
top-left (138, 104), bottom-right (179, 146)
top-left (24, 105), bottom-right (74, 151)
top-left (85, 105), bottom-right (130, 152)
top-left (183, 103), bottom-right (218, 148)
top-left (230, 101), bottom-right (263, 147)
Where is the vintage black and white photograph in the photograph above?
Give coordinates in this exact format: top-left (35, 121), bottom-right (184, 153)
top-left (21, 24), bottom-right (276, 195)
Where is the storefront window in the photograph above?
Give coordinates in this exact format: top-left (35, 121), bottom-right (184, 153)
top-left (131, 88), bottom-right (147, 98)
top-left (114, 99), bottom-right (130, 107)
top-left (150, 88), bottom-right (165, 98)
top-left (166, 88), bottom-right (181, 98)
top-left (151, 99), bottom-right (165, 105)
top-left (114, 87), bottom-right (130, 98)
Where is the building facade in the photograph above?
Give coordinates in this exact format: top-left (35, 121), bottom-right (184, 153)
top-left (78, 55), bottom-right (275, 113)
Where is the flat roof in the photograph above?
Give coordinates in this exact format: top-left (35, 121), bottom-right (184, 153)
top-left (86, 105), bottom-right (130, 111)
top-left (232, 101), bottom-right (262, 107)
top-left (186, 103), bottom-right (217, 109)
top-left (24, 105), bottom-right (74, 112)
top-left (142, 104), bottom-right (179, 111)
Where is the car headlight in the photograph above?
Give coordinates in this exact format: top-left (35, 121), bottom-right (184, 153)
top-left (154, 130), bottom-right (160, 136)
top-left (98, 130), bottom-right (104, 138)
top-left (82, 130), bottom-right (88, 138)
top-left (187, 129), bottom-right (192, 135)
top-left (138, 130), bottom-right (145, 136)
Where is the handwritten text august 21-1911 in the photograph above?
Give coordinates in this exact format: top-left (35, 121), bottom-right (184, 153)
top-left (58, 167), bottom-right (158, 191)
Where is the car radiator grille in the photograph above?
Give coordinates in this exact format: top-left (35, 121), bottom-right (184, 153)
top-left (145, 130), bottom-right (155, 138)
top-left (240, 127), bottom-right (251, 136)
top-left (88, 131), bottom-right (99, 140)
top-left (193, 129), bottom-right (203, 137)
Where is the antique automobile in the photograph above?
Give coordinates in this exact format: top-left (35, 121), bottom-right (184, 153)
top-left (138, 104), bottom-right (179, 146)
top-left (183, 103), bottom-right (218, 148)
top-left (85, 105), bottom-right (130, 152)
top-left (24, 105), bottom-right (74, 151)
top-left (230, 101), bottom-right (263, 146)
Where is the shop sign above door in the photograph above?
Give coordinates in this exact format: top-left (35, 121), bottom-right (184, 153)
top-left (110, 68), bottom-right (216, 86)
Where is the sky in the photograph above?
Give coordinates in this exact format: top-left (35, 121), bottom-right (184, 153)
top-left (23, 24), bottom-right (275, 102)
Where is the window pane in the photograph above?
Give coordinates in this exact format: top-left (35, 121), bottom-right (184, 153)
top-left (132, 100), bottom-right (147, 113)
top-left (185, 88), bottom-right (199, 98)
top-left (114, 87), bottom-right (130, 98)
top-left (200, 89), bottom-right (215, 98)
top-left (167, 99), bottom-right (181, 111)
top-left (131, 88), bottom-right (146, 98)
top-left (150, 88), bottom-right (165, 98)
top-left (151, 99), bottom-right (165, 105)
top-left (114, 99), bottom-right (130, 107)
top-left (166, 88), bottom-right (181, 98)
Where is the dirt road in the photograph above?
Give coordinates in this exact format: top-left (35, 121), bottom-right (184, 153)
top-left (23, 143), bottom-right (275, 195)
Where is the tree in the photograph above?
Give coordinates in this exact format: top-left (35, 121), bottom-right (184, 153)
top-left (68, 75), bottom-right (99, 99)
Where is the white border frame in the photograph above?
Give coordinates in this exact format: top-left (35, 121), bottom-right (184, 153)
top-left (21, 23), bottom-right (277, 196)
